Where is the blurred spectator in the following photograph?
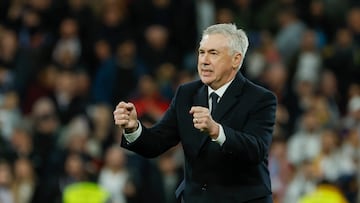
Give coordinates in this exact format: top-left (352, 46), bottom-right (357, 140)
top-left (57, 152), bottom-right (94, 201)
top-left (318, 69), bottom-right (341, 127)
top-left (52, 17), bottom-right (83, 71)
top-left (30, 97), bottom-right (60, 178)
top-left (287, 108), bottom-right (322, 167)
top-left (95, 0), bottom-right (132, 53)
top-left (17, 7), bottom-right (52, 50)
top-left (245, 31), bottom-right (281, 81)
top-left (170, 1), bottom-right (197, 63)
top-left (0, 29), bottom-right (35, 98)
top-left (341, 96), bottom-right (360, 130)
top-left (215, 7), bottom-right (235, 24)
top-left (156, 147), bottom-right (183, 203)
top-left (58, 116), bottom-right (91, 156)
top-left (313, 129), bottom-right (356, 183)
top-left (139, 25), bottom-right (179, 75)
top-left (0, 29), bottom-right (19, 73)
top-left (195, 0), bottom-right (216, 40)
top-left (303, 0), bottom-right (332, 46)
top-left (347, 7), bottom-right (360, 46)
top-left (292, 78), bottom-right (317, 128)
top-left (1, 0), bottom-right (23, 29)
top-left (12, 158), bottom-right (38, 203)
top-left (21, 64), bottom-right (57, 114)
top-left (130, 75), bottom-right (170, 127)
top-left (91, 38), bottom-right (112, 80)
top-left (273, 104), bottom-right (291, 139)
top-left (74, 69), bottom-right (91, 101)
top-left (269, 137), bottom-right (293, 203)
top-left (129, 0), bottom-right (193, 48)
top-left (290, 29), bottom-right (322, 87)
top-left (255, 0), bottom-right (303, 33)
top-left (275, 5), bottom-right (306, 65)
top-left (0, 30), bottom-right (18, 95)
top-left (98, 145), bottom-right (135, 203)
top-left (63, 0), bottom-right (96, 69)
top-left (6, 123), bottom-right (40, 169)
top-left (86, 104), bottom-right (114, 159)
top-left (231, 0), bottom-right (254, 30)
top-left (34, 115), bottom-right (93, 202)
top-left (50, 69), bottom-right (87, 125)
top-left (155, 63), bottom-right (177, 101)
top-left (310, 95), bottom-right (336, 129)
top-left (341, 127), bottom-right (360, 167)
top-left (340, 127), bottom-right (360, 203)
top-left (0, 160), bottom-right (14, 203)
top-left (323, 28), bottom-right (358, 112)
top-left (92, 39), bottom-right (147, 107)
top-left (283, 160), bottom-right (319, 203)
top-left (261, 63), bottom-right (288, 103)
top-left (0, 91), bottom-right (21, 141)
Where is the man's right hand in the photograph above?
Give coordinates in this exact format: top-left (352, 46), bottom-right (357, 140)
top-left (114, 102), bottom-right (139, 133)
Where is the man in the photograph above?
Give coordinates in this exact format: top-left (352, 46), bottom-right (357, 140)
top-left (114, 23), bottom-right (276, 203)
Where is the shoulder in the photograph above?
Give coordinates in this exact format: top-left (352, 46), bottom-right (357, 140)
top-left (176, 79), bottom-right (204, 94)
top-left (243, 78), bottom-right (277, 102)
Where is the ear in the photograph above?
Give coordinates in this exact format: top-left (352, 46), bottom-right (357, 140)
top-left (232, 53), bottom-right (242, 69)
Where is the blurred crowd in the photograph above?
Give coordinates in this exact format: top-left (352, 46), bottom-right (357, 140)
top-left (0, 0), bottom-right (360, 202)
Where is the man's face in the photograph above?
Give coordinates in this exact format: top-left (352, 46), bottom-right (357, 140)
top-left (198, 34), bottom-right (241, 90)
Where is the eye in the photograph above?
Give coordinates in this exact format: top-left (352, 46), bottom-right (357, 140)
top-left (210, 51), bottom-right (218, 55)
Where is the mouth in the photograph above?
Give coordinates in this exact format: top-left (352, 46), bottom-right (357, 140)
top-left (201, 69), bottom-right (213, 74)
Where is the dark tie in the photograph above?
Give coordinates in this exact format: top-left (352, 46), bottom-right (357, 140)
top-left (210, 92), bottom-right (219, 114)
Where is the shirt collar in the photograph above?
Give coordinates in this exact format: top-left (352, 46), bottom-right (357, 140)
top-left (208, 78), bottom-right (234, 98)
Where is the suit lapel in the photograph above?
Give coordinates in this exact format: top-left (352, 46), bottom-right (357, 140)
top-left (192, 84), bottom-right (209, 156)
top-left (212, 72), bottom-right (246, 121)
top-left (193, 84), bottom-right (208, 107)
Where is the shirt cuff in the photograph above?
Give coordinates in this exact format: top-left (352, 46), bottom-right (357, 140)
top-left (123, 121), bottom-right (142, 143)
top-left (211, 124), bottom-right (226, 146)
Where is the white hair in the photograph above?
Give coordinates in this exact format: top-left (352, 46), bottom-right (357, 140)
top-left (201, 23), bottom-right (249, 69)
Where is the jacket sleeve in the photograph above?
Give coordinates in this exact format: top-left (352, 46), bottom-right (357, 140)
top-left (121, 88), bottom-right (181, 158)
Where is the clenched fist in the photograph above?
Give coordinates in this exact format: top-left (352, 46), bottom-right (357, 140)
top-left (190, 106), bottom-right (219, 139)
top-left (114, 102), bottom-right (139, 133)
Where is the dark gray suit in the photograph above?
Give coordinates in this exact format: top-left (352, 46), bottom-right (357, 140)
top-left (121, 72), bottom-right (277, 203)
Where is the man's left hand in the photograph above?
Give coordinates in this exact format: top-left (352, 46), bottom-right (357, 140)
top-left (190, 106), bottom-right (219, 139)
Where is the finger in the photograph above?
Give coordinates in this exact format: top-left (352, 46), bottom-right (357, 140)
top-left (190, 106), bottom-right (203, 114)
top-left (116, 101), bottom-right (128, 109)
top-left (192, 111), bottom-right (210, 119)
top-left (190, 106), bottom-right (208, 114)
top-left (125, 102), bottom-right (135, 111)
top-left (113, 108), bottom-right (123, 115)
top-left (193, 122), bottom-right (207, 132)
top-left (115, 118), bottom-right (128, 126)
top-left (115, 113), bottom-right (127, 120)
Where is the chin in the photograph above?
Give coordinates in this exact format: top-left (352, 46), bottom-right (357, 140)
top-left (200, 77), bottom-right (210, 84)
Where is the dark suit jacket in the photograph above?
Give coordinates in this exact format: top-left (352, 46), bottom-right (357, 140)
top-left (121, 72), bottom-right (277, 203)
